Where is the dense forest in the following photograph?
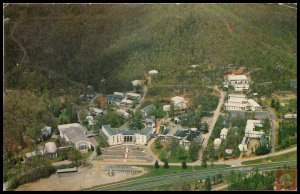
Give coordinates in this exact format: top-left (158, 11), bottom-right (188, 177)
top-left (4, 4), bottom-right (297, 153)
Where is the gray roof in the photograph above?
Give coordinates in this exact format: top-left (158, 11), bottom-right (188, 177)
top-left (102, 125), bottom-right (152, 136)
top-left (102, 125), bottom-right (117, 135)
top-left (141, 104), bottom-right (156, 114)
top-left (61, 127), bottom-right (91, 144)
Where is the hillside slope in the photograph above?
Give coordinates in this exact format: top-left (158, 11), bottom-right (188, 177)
top-left (4, 4), bottom-right (297, 93)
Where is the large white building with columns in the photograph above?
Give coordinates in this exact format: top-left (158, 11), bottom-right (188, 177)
top-left (101, 125), bottom-right (152, 146)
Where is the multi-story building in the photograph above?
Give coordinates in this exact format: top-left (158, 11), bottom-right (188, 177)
top-left (101, 125), bottom-right (152, 146)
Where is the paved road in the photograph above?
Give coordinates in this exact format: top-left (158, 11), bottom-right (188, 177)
top-left (197, 85), bottom-right (226, 163)
top-left (87, 161), bottom-right (296, 191)
top-left (267, 107), bottom-right (278, 153)
top-left (214, 146), bottom-right (296, 166)
top-left (133, 76), bottom-right (149, 114)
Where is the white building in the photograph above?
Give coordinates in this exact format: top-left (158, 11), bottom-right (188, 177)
top-left (214, 138), bottom-right (222, 149)
top-left (116, 109), bottom-right (131, 119)
top-left (149, 70), bottom-right (158, 75)
top-left (121, 98), bottom-right (133, 105)
top-left (227, 74), bottom-right (248, 85)
top-left (58, 123), bottom-right (92, 151)
top-left (86, 116), bottom-right (94, 126)
top-left (284, 114), bottom-right (297, 119)
top-left (101, 125), bottom-right (152, 146)
top-left (89, 107), bottom-right (103, 116)
top-left (171, 96), bottom-right (187, 110)
top-left (131, 80), bottom-right (141, 87)
top-left (226, 74), bottom-right (249, 92)
top-left (228, 94), bottom-right (247, 102)
top-left (225, 149), bottom-right (232, 155)
top-left (125, 92), bottom-right (141, 101)
top-left (220, 128), bottom-right (228, 140)
top-left (45, 142), bottom-right (57, 158)
top-left (244, 120), bottom-right (265, 138)
top-left (247, 99), bottom-right (262, 111)
top-left (163, 104), bottom-right (171, 112)
top-left (114, 92), bottom-right (125, 99)
top-left (239, 137), bottom-right (248, 152)
top-left (225, 94), bottom-right (261, 112)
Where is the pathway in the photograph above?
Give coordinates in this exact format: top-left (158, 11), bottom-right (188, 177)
top-left (267, 107), bottom-right (278, 154)
top-left (196, 85), bottom-right (226, 164)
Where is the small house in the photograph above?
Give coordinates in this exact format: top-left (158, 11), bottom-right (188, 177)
top-left (141, 104), bottom-right (156, 117)
top-left (149, 70), bottom-right (158, 75)
top-left (41, 126), bottom-right (52, 138)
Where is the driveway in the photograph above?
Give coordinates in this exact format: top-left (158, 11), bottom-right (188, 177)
top-left (196, 86), bottom-right (226, 164)
top-left (267, 107), bottom-right (278, 153)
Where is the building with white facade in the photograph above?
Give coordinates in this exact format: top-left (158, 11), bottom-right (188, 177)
top-left (113, 92), bottom-right (125, 99)
top-left (247, 99), bottom-right (262, 111)
top-left (171, 96), bottom-right (187, 110)
top-left (225, 94), bottom-right (262, 111)
top-left (149, 70), bottom-right (158, 75)
top-left (58, 123), bottom-right (92, 151)
top-left (220, 128), bottom-right (228, 140)
top-left (131, 80), bottom-right (141, 87)
top-left (284, 114), bottom-right (297, 119)
top-left (244, 120), bottom-right (265, 138)
top-left (214, 138), bottom-right (222, 149)
top-left (101, 125), bottom-right (152, 146)
top-left (86, 116), bottom-right (94, 126)
top-left (225, 74), bottom-right (249, 92)
top-left (116, 109), bottom-right (131, 119)
top-left (239, 136), bottom-right (248, 152)
top-left (89, 107), bottom-right (103, 116)
top-left (121, 99), bottom-right (133, 106)
top-left (45, 142), bottom-right (58, 158)
top-left (163, 104), bottom-right (171, 112)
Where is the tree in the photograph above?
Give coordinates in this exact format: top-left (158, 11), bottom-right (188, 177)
top-left (91, 146), bottom-right (94, 151)
top-left (154, 160), bottom-right (160, 169)
top-left (169, 103), bottom-right (175, 118)
top-left (176, 146), bottom-right (189, 162)
top-left (68, 149), bottom-right (82, 165)
top-left (271, 98), bottom-right (275, 108)
top-left (155, 138), bottom-right (162, 149)
top-left (205, 177), bottom-right (211, 191)
top-left (202, 150), bottom-right (208, 168)
top-left (164, 160), bottom-right (169, 169)
top-left (96, 146), bottom-right (102, 155)
top-left (182, 161), bottom-right (187, 169)
top-left (189, 141), bottom-right (200, 161)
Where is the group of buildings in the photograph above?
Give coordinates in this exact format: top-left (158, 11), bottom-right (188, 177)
top-left (238, 120), bottom-right (266, 152)
top-left (223, 74), bottom-right (262, 112)
top-left (158, 128), bottom-right (204, 150)
top-left (224, 93), bottom-right (262, 111)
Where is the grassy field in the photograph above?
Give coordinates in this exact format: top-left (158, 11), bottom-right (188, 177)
top-left (150, 140), bottom-right (193, 163)
top-left (241, 151), bottom-right (297, 165)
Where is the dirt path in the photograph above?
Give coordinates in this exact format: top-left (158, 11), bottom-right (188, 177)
top-left (195, 85), bottom-right (226, 164)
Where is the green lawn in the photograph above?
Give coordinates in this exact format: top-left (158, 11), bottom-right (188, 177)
top-left (241, 151), bottom-right (297, 165)
top-left (150, 141), bottom-right (193, 163)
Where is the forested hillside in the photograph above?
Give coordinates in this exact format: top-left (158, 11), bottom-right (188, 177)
top-left (3, 4), bottom-right (297, 152)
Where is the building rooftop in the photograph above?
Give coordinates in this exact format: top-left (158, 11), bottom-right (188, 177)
top-left (45, 142), bottom-right (57, 153)
top-left (141, 104), bottom-right (156, 114)
top-left (227, 74), bottom-right (248, 80)
top-left (247, 99), bottom-right (261, 107)
top-left (59, 124), bottom-right (91, 145)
